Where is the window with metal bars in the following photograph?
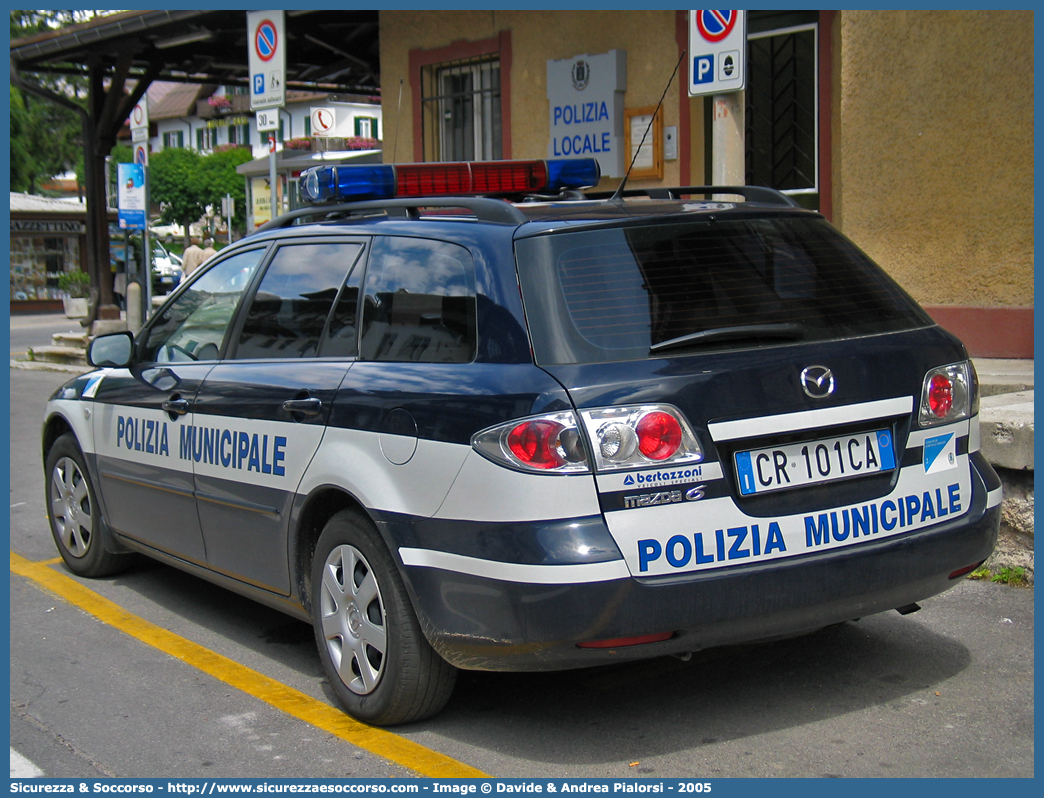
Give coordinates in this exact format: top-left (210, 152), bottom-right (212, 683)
top-left (420, 56), bottom-right (501, 162)
top-left (745, 14), bottom-right (818, 207)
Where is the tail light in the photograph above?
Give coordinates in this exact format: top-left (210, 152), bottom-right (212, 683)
top-left (472, 405), bottom-right (702, 475)
top-left (473, 411), bottom-right (589, 473)
top-left (918, 361), bottom-right (978, 427)
top-left (581, 405), bottom-right (702, 473)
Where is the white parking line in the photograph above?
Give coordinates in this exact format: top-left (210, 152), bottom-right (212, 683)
top-left (10, 747), bottom-right (44, 778)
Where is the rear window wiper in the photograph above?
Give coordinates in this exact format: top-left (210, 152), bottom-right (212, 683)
top-left (650, 323), bottom-right (808, 354)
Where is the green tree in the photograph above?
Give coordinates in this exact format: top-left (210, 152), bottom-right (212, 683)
top-left (10, 10), bottom-right (93, 196)
top-left (200, 145), bottom-right (253, 235)
top-left (150, 145), bottom-right (253, 245)
top-left (9, 90), bottom-right (35, 193)
top-left (149, 147), bottom-right (208, 247)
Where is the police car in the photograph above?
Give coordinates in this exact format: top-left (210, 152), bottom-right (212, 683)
top-left (43, 157), bottom-right (1000, 726)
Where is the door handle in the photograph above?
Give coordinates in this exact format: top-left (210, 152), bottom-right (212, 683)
top-left (282, 397), bottom-right (323, 417)
top-left (162, 397), bottom-right (190, 416)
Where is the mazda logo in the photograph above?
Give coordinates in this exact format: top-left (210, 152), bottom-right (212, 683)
top-left (800, 366), bottom-right (835, 399)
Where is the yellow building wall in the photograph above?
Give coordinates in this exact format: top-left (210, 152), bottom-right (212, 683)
top-left (379, 9), bottom-right (1031, 331)
top-left (379, 10), bottom-right (696, 191)
top-left (833, 10), bottom-right (1034, 309)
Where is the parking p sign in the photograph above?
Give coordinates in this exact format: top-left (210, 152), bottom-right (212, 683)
top-left (688, 10), bottom-right (747, 96)
top-left (248, 10), bottom-right (285, 110)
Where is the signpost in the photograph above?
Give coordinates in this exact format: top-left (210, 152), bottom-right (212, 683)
top-left (255, 108), bottom-right (279, 132)
top-left (127, 97), bottom-right (152, 316)
top-left (689, 10), bottom-right (747, 188)
top-left (248, 10), bottom-right (286, 218)
top-left (310, 107), bottom-right (336, 137)
top-left (248, 11), bottom-right (286, 111)
top-left (688, 10), bottom-right (746, 96)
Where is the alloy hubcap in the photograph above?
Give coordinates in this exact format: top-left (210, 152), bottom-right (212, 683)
top-left (319, 543), bottom-right (387, 695)
top-left (50, 456), bottom-right (93, 558)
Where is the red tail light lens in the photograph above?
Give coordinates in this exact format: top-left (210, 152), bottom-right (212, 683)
top-left (582, 405), bottom-right (702, 472)
top-left (635, 411), bottom-right (683, 460)
top-left (577, 631), bottom-right (674, 649)
top-left (919, 362), bottom-right (977, 427)
top-left (472, 411), bottom-right (589, 474)
top-left (507, 420), bottom-right (567, 470)
top-left (927, 374), bottom-right (953, 418)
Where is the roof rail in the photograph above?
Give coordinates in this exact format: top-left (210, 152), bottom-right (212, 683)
top-left (251, 196), bottom-right (528, 235)
top-left (586, 185), bottom-right (801, 208)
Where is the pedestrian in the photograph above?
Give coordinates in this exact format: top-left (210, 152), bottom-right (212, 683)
top-left (181, 240), bottom-right (205, 277)
top-left (201, 238), bottom-right (217, 263)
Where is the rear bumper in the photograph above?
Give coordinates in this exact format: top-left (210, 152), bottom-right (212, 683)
top-left (391, 453), bottom-right (1000, 671)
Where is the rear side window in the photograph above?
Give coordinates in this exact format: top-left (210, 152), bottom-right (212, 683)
top-left (516, 217), bottom-right (933, 365)
top-left (359, 236), bottom-right (476, 363)
top-left (234, 242), bottom-right (362, 359)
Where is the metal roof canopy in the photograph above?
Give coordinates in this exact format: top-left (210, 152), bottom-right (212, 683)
top-left (10, 10), bottom-right (380, 91)
top-left (10, 9), bottom-right (379, 325)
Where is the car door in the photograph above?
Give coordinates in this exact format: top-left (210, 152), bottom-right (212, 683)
top-left (89, 246), bottom-right (269, 563)
top-left (190, 238), bottom-right (366, 594)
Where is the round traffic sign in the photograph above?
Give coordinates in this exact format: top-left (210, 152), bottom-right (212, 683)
top-left (255, 19), bottom-right (278, 63)
top-left (695, 10), bottom-right (737, 43)
top-left (134, 144), bottom-right (147, 166)
top-left (312, 109), bottom-right (334, 134)
top-left (132, 104), bottom-right (145, 126)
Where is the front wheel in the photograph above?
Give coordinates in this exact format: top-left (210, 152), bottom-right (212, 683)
top-left (45, 433), bottom-right (136, 577)
top-left (311, 510), bottom-right (456, 726)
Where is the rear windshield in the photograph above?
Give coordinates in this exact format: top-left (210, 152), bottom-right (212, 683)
top-left (515, 216), bottom-right (933, 365)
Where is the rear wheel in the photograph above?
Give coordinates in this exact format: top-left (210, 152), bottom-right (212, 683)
top-left (311, 509), bottom-right (456, 725)
top-left (45, 433), bottom-right (136, 577)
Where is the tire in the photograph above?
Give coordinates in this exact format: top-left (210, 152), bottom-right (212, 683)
top-left (45, 433), bottom-right (136, 577)
top-left (311, 509), bottom-right (456, 725)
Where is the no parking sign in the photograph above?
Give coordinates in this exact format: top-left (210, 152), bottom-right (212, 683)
top-left (248, 10), bottom-right (285, 110)
top-left (688, 10), bottom-right (747, 96)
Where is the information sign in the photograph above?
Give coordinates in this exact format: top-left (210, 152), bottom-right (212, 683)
top-left (255, 109), bottom-right (280, 132)
top-left (310, 107), bottom-right (336, 137)
top-left (688, 10), bottom-right (747, 96)
top-left (248, 10), bottom-right (286, 110)
top-left (117, 163), bottom-right (147, 229)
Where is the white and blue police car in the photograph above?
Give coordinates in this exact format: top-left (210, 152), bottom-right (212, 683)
top-left (43, 157), bottom-right (1000, 725)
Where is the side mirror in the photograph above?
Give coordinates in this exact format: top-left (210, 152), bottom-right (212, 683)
top-left (87, 331), bottom-right (134, 368)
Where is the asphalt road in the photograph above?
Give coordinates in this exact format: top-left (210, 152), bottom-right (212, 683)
top-left (8, 366), bottom-right (1034, 779)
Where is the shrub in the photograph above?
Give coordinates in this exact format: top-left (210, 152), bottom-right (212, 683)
top-left (58, 269), bottom-right (90, 297)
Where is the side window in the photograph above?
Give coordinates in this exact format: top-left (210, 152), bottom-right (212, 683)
top-left (140, 249), bottom-right (265, 363)
top-left (233, 242), bottom-right (363, 359)
top-left (359, 237), bottom-right (476, 363)
top-left (318, 259), bottom-right (365, 359)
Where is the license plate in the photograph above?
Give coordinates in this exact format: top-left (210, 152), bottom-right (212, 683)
top-left (735, 429), bottom-right (896, 496)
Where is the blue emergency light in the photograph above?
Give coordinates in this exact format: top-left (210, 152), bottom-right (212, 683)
top-left (300, 158), bottom-right (601, 204)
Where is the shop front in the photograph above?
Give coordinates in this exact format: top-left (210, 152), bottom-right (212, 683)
top-left (10, 193), bottom-right (89, 314)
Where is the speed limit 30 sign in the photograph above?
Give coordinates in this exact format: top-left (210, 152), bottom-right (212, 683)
top-left (688, 10), bottom-right (747, 96)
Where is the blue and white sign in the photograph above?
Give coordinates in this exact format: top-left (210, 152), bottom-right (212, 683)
top-left (248, 10), bottom-right (285, 110)
top-left (117, 163), bottom-right (146, 229)
top-left (547, 49), bottom-right (627, 177)
top-left (688, 10), bottom-right (747, 96)
top-left (923, 433), bottom-right (957, 475)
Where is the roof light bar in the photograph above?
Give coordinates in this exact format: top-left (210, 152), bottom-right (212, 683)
top-left (299, 158), bottom-right (600, 204)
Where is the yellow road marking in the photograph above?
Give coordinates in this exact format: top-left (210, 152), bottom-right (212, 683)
top-left (11, 551), bottom-right (488, 778)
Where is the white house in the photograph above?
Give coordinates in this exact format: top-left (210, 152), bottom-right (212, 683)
top-left (143, 82), bottom-right (382, 160)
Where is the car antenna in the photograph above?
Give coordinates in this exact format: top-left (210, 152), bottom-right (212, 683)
top-left (610, 49), bottom-right (686, 202)
top-left (392, 78), bottom-right (403, 163)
